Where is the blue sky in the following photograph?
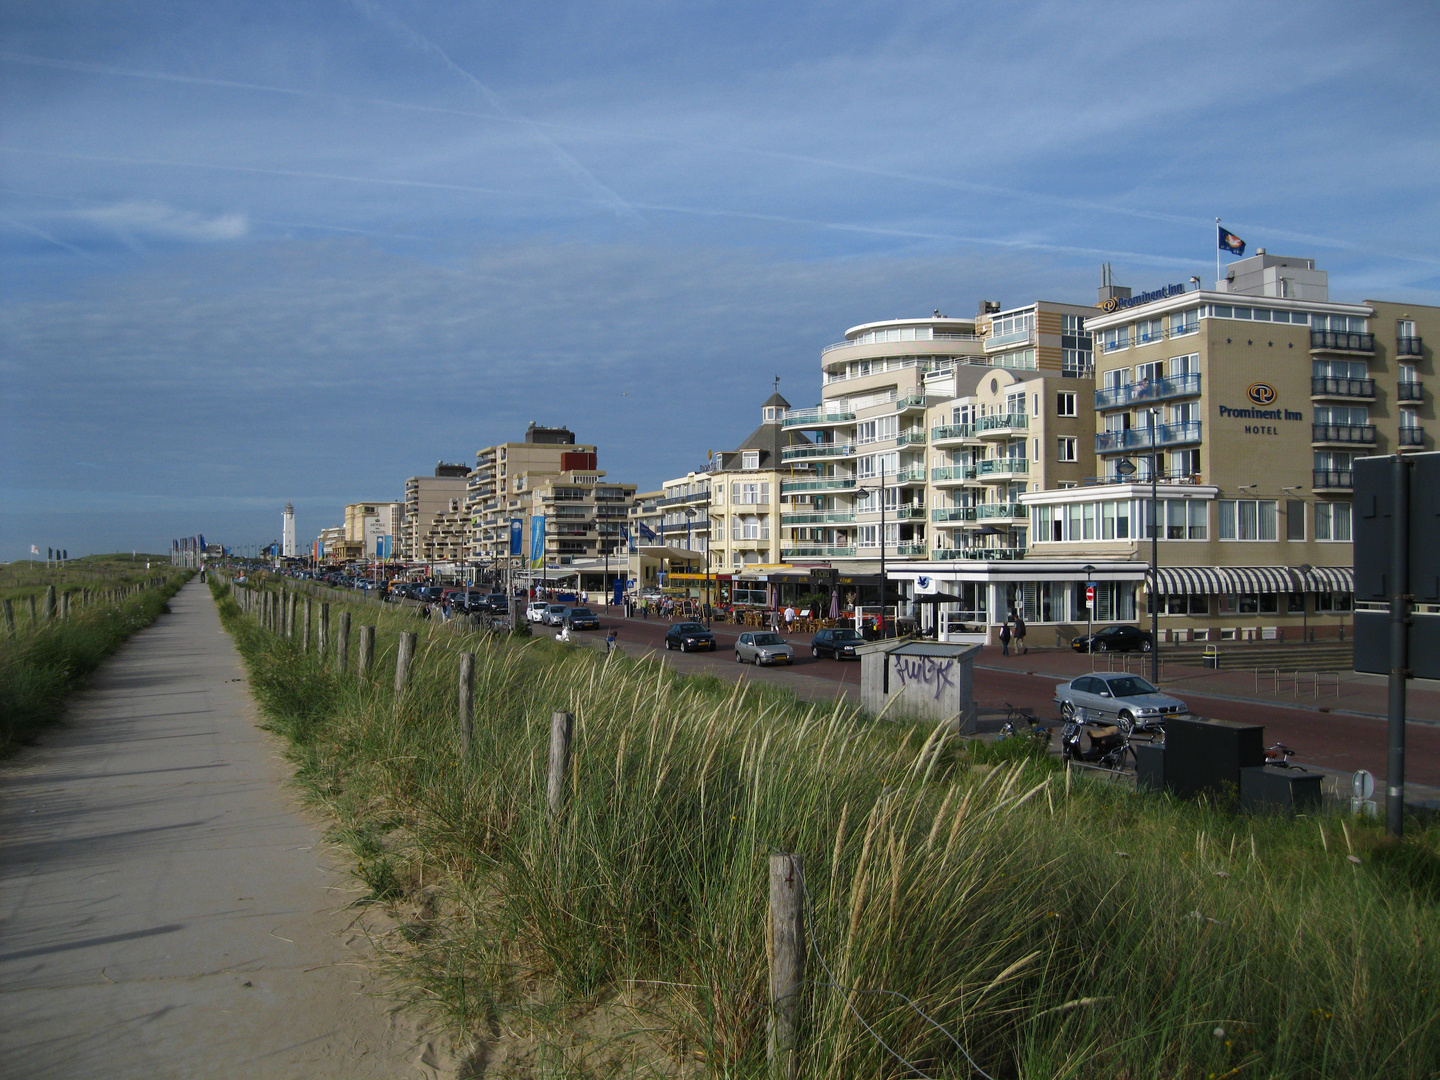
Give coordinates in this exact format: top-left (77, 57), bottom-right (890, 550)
top-left (3, 0), bottom-right (1438, 558)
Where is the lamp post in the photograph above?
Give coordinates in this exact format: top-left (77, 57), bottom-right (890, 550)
top-left (704, 488), bottom-right (713, 629)
top-left (1298, 563), bottom-right (1312, 643)
top-left (1083, 562), bottom-right (1096, 657)
top-left (1149, 408), bottom-right (1161, 684)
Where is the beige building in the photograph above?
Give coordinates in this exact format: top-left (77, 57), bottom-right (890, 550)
top-left (344, 502), bottom-right (402, 560)
top-left (1018, 251), bottom-right (1437, 640)
top-left (466, 425), bottom-right (598, 564)
top-left (402, 463), bottom-right (470, 561)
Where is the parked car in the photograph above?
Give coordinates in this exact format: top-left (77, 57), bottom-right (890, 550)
top-left (563, 606), bottom-right (600, 630)
top-left (1053, 672), bottom-right (1188, 734)
top-left (1070, 624), bottom-right (1153, 653)
top-left (483, 593), bottom-right (510, 612)
top-left (542, 604), bottom-right (569, 626)
top-left (526, 600), bottom-right (550, 623)
top-left (811, 627), bottom-right (864, 659)
top-left (735, 631), bottom-right (794, 666)
top-left (664, 622), bottom-right (716, 652)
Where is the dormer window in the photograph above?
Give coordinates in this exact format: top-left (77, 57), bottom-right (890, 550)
top-left (742, 451), bottom-right (760, 470)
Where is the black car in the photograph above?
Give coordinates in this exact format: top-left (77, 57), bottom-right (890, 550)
top-left (811, 627), bottom-right (864, 659)
top-left (664, 622), bottom-right (716, 652)
top-left (1071, 624), bottom-right (1154, 653)
top-left (563, 606), bottom-right (600, 630)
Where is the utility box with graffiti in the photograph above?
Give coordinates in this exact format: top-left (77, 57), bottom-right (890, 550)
top-left (858, 639), bottom-right (982, 731)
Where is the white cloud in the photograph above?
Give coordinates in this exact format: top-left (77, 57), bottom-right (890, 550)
top-left (68, 200), bottom-right (248, 242)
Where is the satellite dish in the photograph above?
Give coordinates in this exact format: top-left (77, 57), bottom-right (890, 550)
top-left (1351, 770), bottom-right (1375, 800)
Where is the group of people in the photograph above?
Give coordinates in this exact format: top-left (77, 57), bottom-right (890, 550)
top-left (998, 613), bottom-right (1028, 656)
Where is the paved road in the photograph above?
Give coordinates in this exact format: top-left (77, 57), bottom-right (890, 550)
top-left (581, 609), bottom-right (1440, 792)
top-left (0, 583), bottom-right (445, 1079)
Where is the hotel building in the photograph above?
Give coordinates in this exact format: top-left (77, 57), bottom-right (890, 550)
top-left (465, 425), bottom-right (598, 564)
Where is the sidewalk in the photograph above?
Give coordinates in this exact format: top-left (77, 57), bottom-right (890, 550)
top-left (0, 582), bottom-right (446, 1079)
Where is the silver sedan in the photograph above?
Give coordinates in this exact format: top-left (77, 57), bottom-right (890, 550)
top-left (734, 631), bottom-right (795, 666)
top-left (1053, 672), bottom-right (1188, 735)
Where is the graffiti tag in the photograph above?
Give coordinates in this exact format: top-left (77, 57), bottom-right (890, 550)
top-left (892, 655), bottom-right (956, 701)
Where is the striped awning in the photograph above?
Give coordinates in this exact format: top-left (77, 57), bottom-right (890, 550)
top-left (1152, 566), bottom-right (1227, 594)
top-left (1223, 566), bottom-right (1296, 594)
top-left (1300, 565), bottom-right (1354, 591)
top-left (1151, 565), bottom-right (1354, 595)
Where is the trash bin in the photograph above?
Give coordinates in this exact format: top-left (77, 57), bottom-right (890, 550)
top-left (1202, 645), bottom-right (1220, 669)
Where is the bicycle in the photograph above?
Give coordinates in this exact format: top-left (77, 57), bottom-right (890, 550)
top-left (997, 702), bottom-right (1051, 752)
top-left (1264, 742), bottom-right (1301, 769)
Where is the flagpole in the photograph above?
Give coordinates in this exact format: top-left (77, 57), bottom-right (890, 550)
top-left (1215, 217), bottom-right (1221, 289)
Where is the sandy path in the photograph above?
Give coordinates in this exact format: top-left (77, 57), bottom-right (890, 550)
top-left (0, 582), bottom-right (459, 1079)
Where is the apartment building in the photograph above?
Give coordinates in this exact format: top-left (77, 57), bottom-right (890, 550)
top-left (419, 499), bottom-right (469, 565)
top-left (344, 502), bottom-right (402, 560)
top-left (466, 424), bottom-right (597, 563)
top-left (1018, 251), bottom-right (1437, 640)
top-left (528, 471), bottom-right (636, 567)
top-left (401, 463), bottom-right (470, 561)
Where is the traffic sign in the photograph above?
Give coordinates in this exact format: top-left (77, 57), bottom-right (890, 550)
top-left (1085, 584), bottom-right (1095, 607)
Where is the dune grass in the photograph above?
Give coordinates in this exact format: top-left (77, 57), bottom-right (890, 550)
top-left (0, 570), bottom-right (191, 753)
top-left (213, 576), bottom-right (1440, 1079)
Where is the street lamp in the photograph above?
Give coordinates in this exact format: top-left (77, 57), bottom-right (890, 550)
top-left (1147, 407), bottom-right (1161, 684)
top-left (859, 459), bottom-right (890, 637)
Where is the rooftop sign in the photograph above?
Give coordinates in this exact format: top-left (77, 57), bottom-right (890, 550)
top-left (1100, 283), bottom-right (1187, 313)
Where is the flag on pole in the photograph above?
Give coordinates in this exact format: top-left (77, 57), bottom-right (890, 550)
top-left (48, 547), bottom-right (53, 560)
top-left (62, 549), bottom-right (68, 560)
top-left (1218, 225), bottom-right (1246, 255)
top-left (31, 544), bottom-right (40, 555)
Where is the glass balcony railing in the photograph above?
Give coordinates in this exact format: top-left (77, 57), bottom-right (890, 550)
top-left (931, 465), bottom-right (977, 482)
top-left (933, 548), bottom-right (1027, 561)
top-left (1311, 423), bottom-right (1376, 445)
top-left (1095, 422), bottom-right (1202, 453)
top-left (1311, 376), bottom-right (1375, 398)
top-left (1094, 372), bottom-right (1201, 410)
top-left (782, 407), bottom-right (856, 428)
top-left (896, 391), bottom-right (927, 410)
top-left (781, 546), bottom-right (856, 558)
top-left (976, 502), bottom-right (1027, 519)
top-left (894, 467), bottom-right (928, 484)
top-left (780, 512), bottom-right (856, 525)
top-left (1311, 330), bottom-right (1375, 353)
top-left (976, 412), bottom-right (1028, 434)
top-left (1312, 469), bottom-right (1353, 489)
top-left (976, 457), bottom-right (1029, 477)
top-left (931, 423), bottom-right (976, 442)
top-left (896, 430), bottom-right (927, 446)
top-left (780, 477), bottom-right (857, 492)
top-left (932, 507), bottom-right (977, 522)
top-left (892, 504), bottom-right (927, 520)
top-left (780, 443), bottom-right (855, 461)
top-left (895, 543), bottom-right (927, 556)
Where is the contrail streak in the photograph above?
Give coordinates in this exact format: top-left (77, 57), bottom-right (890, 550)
top-left (0, 212), bottom-right (104, 261)
top-left (346, 2), bottom-right (644, 225)
top-left (5, 50), bottom-right (1431, 266)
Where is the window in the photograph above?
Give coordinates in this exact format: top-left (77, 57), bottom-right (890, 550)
top-left (730, 515), bottom-right (768, 542)
top-left (1218, 499), bottom-right (1277, 540)
top-left (1168, 310), bottom-right (1199, 336)
top-left (1398, 319), bottom-right (1416, 339)
top-left (1168, 352), bottom-right (1199, 376)
top-left (1101, 327), bottom-right (1130, 351)
top-left (1400, 408), bottom-right (1420, 430)
top-left (1136, 319), bottom-right (1164, 344)
top-left (1313, 358), bottom-right (1368, 379)
top-left (1164, 593), bottom-right (1210, 616)
top-left (855, 415), bottom-right (898, 445)
top-left (1400, 362), bottom-right (1417, 386)
top-left (1057, 437), bottom-right (1077, 462)
top-left (1005, 391), bottom-right (1026, 417)
top-left (731, 481), bottom-right (770, 505)
top-left (1057, 391), bottom-right (1077, 417)
top-left (1169, 448), bottom-right (1200, 476)
top-left (741, 451), bottom-right (760, 470)
top-left (1033, 438), bottom-right (1040, 460)
top-left (1315, 501), bottom-right (1352, 541)
top-left (1314, 405), bottom-right (1368, 426)
top-left (1221, 592), bottom-right (1281, 615)
top-left (1286, 499), bottom-right (1306, 541)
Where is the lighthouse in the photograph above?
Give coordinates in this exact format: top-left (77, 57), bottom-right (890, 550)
top-left (282, 503), bottom-right (296, 558)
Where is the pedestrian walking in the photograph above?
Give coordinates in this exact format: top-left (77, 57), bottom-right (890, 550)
top-left (1014, 614), bottom-right (1027, 655)
top-left (606, 630), bottom-right (617, 653)
top-left (999, 620), bottom-right (1011, 657)
top-left (784, 604), bottom-right (796, 631)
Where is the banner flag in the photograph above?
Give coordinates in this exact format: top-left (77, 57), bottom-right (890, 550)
top-left (1218, 225), bottom-right (1246, 255)
top-left (529, 515), bottom-right (546, 568)
top-left (509, 518), bottom-right (523, 556)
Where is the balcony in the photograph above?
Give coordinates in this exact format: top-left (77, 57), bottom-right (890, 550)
top-left (1311, 376), bottom-right (1375, 399)
top-left (1095, 421), bottom-right (1203, 453)
top-left (657, 491), bottom-right (710, 507)
top-left (1398, 381), bottom-right (1424, 401)
top-left (1311, 330), bottom-right (1375, 353)
top-left (781, 512), bottom-right (856, 525)
top-left (895, 543), bottom-right (927, 556)
top-left (931, 465), bottom-right (977, 484)
top-left (976, 458), bottom-right (1029, 478)
top-left (782, 407), bottom-right (857, 428)
top-left (1397, 336), bottom-right (1424, 358)
top-left (986, 328), bottom-right (1035, 351)
top-left (932, 506), bottom-right (977, 522)
top-left (781, 443), bottom-right (855, 462)
top-left (781, 546), bottom-right (856, 559)
top-left (976, 502), bottom-right (1027, 520)
top-left (896, 391), bottom-right (927, 411)
top-left (896, 430), bottom-right (927, 447)
top-left (1400, 427), bottom-right (1426, 448)
top-left (933, 548), bottom-right (1027, 561)
top-left (976, 412), bottom-right (1028, 437)
top-left (1099, 335), bottom-right (1131, 353)
top-left (1094, 372), bottom-right (1202, 410)
top-left (931, 423), bottom-right (976, 444)
top-left (1311, 423), bottom-right (1376, 446)
top-left (1312, 469), bottom-right (1353, 490)
top-left (780, 477), bottom-right (857, 493)
top-left (893, 504), bottom-right (928, 521)
top-left (894, 467), bottom-right (928, 484)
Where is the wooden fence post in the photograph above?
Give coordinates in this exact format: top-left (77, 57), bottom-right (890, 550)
top-left (60, 592), bottom-right (70, 620)
top-left (29, 594), bottom-right (37, 624)
top-left (358, 624), bottom-right (375, 676)
top-left (547, 710), bottom-right (574, 817)
top-left (768, 852), bottom-right (806, 1080)
top-left (336, 611), bottom-right (351, 673)
top-left (458, 652), bottom-right (475, 753)
top-left (319, 603), bottom-right (330, 654)
top-left (394, 631), bottom-right (417, 697)
top-left (3, 599), bottom-right (14, 635)
top-left (303, 598), bottom-right (313, 652)
top-left (43, 585), bottom-right (56, 621)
